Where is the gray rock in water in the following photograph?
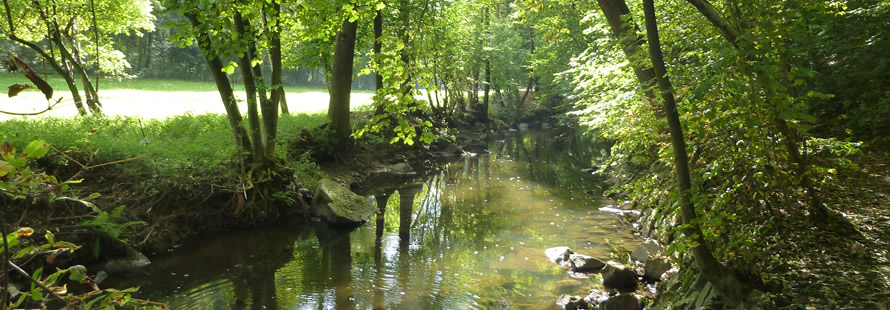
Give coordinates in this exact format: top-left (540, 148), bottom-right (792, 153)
top-left (312, 179), bottom-right (377, 226)
top-left (569, 254), bottom-right (606, 273)
top-left (601, 262), bottom-right (639, 291)
top-left (546, 246), bottom-right (574, 264)
top-left (643, 257), bottom-right (672, 281)
top-left (583, 290), bottom-right (611, 306)
top-left (630, 239), bottom-right (661, 264)
top-left (600, 294), bottom-right (641, 310)
top-left (101, 247), bottom-right (151, 273)
top-left (556, 294), bottom-right (589, 310)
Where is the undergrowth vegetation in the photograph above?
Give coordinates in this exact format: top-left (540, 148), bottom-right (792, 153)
top-left (0, 113), bottom-right (328, 250)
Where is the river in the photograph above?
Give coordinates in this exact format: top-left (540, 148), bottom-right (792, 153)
top-left (105, 128), bottom-right (638, 309)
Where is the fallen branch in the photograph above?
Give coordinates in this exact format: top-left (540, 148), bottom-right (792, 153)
top-left (0, 97), bottom-right (63, 116)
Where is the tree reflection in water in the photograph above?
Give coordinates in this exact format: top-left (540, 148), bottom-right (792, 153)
top-left (111, 129), bottom-right (635, 309)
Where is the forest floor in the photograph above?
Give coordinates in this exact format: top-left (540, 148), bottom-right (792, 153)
top-left (760, 151), bottom-right (890, 308)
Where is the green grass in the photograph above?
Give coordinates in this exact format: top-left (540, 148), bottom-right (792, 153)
top-left (0, 113), bottom-right (328, 195)
top-left (0, 73), bottom-right (375, 120)
top-left (0, 72), bottom-right (375, 93)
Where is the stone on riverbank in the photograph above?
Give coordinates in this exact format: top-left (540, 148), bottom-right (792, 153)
top-left (600, 293), bottom-right (641, 310)
top-left (312, 179), bottom-right (377, 226)
top-left (631, 239), bottom-right (661, 264)
top-left (644, 257), bottom-right (672, 281)
top-left (601, 262), bottom-right (639, 291)
top-left (546, 246), bottom-right (575, 264)
top-left (556, 294), bottom-right (589, 310)
top-left (569, 254), bottom-right (606, 273)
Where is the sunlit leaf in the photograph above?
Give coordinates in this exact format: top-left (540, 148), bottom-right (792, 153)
top-left (16, 227), bottom-right (34, 237)
top-left (22, 140), bottom-right (49, 159)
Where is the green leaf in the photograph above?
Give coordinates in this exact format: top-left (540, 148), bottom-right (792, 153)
top-left (68, 265), bottom-right (87, 282)
top-left (31, 289), bottom-right (43, 302)
top-left (45, 230), bottom-right (55, 244)
top-left (222, 62), bottom-right (238, 74)
top-left (22, 140), bottom-right (49, 159)
top-left (420, 131), bottom-right (436, 144)
top-left (0, 160), bottom-right (12, 177)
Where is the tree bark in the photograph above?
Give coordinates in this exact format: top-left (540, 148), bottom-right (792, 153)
top-left (233, 11), bottom-right (265, 161)
top-left (66, 32), bottom-right (102, 116)
top-left (328, 18), bottom-right (359, 140)
top-left (185, 12), bottom-right (252, 154)
top-left (519, 26), bottom-right (535, 107)
top-left (596, 0), bottom-right (657, 99)
top-left (373, 10), bottom-right (385, 115)
top-left (642, 0), bottom-right (745, 304)
top-left (264, 0), bottom-right (283, 155)
top-left (4, 0), bottom-right (87, 115)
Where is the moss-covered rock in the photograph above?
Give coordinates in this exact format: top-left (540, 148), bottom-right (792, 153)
top-left (312, 179), bottom-right (376, 226)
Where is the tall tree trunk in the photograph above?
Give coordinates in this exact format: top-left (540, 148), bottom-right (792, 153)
top-left (328, 18), bottom-right (359, 140)
top-left (519, 26), bottom-right (535, 107)
top-left (185, 12), bottom-right (252, 154)
top-left (68, 34), bottom-right (102, 116)
top-left (373, 10), bottom-right (385, 115)
top-left (143, 31), bottom-right (153, 72)
top-left (233, 11), bottom-right (265, 161)
top-left (264, 0), bottom-right (283, 155)
top-left (43, 11), bottom-right (102, 116)
top-left (596, 0), bottom-right (657, 100)
top-left (641, 0), bottom-right (745, 305)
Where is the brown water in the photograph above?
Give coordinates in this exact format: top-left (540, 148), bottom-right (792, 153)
top-left (107, 129), bottom-right (638, 309)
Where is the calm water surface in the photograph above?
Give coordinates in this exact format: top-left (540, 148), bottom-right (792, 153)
top-left (109, 129), bottom-right (638, 309)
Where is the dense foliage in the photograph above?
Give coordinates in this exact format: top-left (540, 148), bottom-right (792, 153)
top-left (3, 0), bottom-right (890, 308)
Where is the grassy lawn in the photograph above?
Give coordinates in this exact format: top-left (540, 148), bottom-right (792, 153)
top-left (0, 73), bottom-right (374, 120)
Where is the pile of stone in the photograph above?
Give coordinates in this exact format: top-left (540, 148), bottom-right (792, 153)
top-left (546, 239), bottom-right (674, 310)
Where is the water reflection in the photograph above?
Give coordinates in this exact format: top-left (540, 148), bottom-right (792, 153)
top-left (109, 129), bottom-right (635, 309)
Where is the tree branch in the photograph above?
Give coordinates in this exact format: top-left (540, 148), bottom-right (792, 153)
top-left (684, 0), bottom-right (739, 48)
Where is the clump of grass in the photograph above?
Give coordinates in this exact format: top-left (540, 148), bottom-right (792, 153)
top-left (1, 112), bottom-right (330, 249)
top-left (0, 112), bottom-right (328, 201)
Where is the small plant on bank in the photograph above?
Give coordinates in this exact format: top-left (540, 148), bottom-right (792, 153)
top-left (1, 140), bottom-right (165, 309)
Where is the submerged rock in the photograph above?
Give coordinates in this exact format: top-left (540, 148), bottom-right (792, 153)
top-left (601, 262), bottom-right (639, 291)
top-left (312, 179), bottom-right (377, 226)
top-left (546, 246), bottom-right (575, 264)
top-left (569, 254), bottom-right (606, 273)
top-left (556, 294), bottom-right (589, 310)
top-left (555, 279), bottom-right (585, 293)
top-left (101, 247), bottom-right (151, 273)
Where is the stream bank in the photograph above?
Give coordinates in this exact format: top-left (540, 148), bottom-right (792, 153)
top-left (95, 123), bottom-right (645, 309)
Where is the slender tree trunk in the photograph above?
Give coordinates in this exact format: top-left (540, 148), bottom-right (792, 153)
top-left (519, 27), bottom-right (535, 107)
top-left (373, 10), bottom-right (385, 115)
top-left (596, 0), bottom-right (657, 100)
top-left (374, 10), bottom-right (383, 92)
top-left (144, 31), bottom-right (153, 72)
top-left (68, 34), bottom-right (103, 116)
top-left (642, 0), bottom-right (745, 305)
top-left (44, 13), bottom-right (102, 116)
top-left (328, 18), bottom-right (359, 140)
top-left (233, 11), bottom-right (265, 161)
top-left (264, 0), bottom-right (283, 154)
top-left (5, 0), bottom-right (87, 115)
top-left (482, 8), bottom-right (491, 122)
top-left (185, 12), bottom-right (252, 154)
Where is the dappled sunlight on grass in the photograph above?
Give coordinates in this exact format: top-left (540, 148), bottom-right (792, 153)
top-left (0, 75), bottom-right (374, 120)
